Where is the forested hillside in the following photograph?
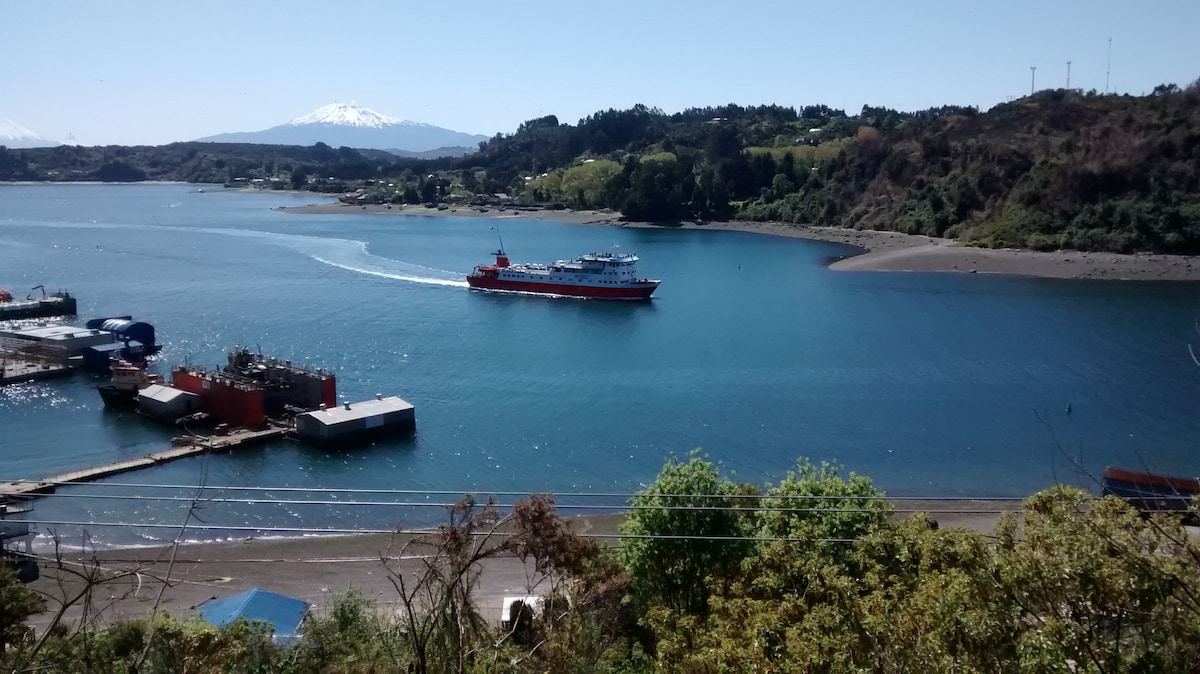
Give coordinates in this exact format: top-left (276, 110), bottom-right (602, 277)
top-left (0, 142), bottom-right (425, 191)
top-left (754, 87), bottom-right (1200, 252)
top-left (4, 83), bottom-right (1198, 253)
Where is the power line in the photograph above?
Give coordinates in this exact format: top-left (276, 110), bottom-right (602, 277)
top-left (6, 518), bottom-right (865, 543)
top-left (3, 480), bottom-right (1032, 501)
top-left (5, 492), bottom-right (1016, 515)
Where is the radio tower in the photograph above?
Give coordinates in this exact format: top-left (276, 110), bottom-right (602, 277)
top-left (1105, 38), bottom-right (1112, 93)
top-left (1066, 61), bottom-right (1072, 89)
top-left (1030, 66), bottom-right (1037, 95)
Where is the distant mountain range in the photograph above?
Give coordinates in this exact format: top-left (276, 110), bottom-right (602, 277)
top-left (0, 114), bottom-right (59, 149)
top-left (387, 146), bottom-right (478, 159)
top-left (195, 103), bottom-right (488, 153)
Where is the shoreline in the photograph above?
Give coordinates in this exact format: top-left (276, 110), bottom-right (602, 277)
top-left (275, 201), bottom-right (1200, 281)
top-left (26, 501), bottom-right (1017, 632)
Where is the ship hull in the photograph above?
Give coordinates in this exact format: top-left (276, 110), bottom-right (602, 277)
top-left (97, 383), bottom-right (138, 409)
top-left (1102, 467), bottom-right (1199, 518)
top-left (466, 276), bottom-right (658, 300)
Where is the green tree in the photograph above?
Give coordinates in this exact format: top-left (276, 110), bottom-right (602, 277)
top-left (559, 160), bottom-right (621, 208)
top-left (289, 167), bottom-right (307, 190)
top-left (619, 451), bottom-right (752, 616)
top-left (0, 563), bottom-right (42, 656)
top-left (757, 457), bottom-right (889, 558)
top-left (419, 178), bottom-right (437, 203)
top-left (993, 487), bottom-right (1200, 670)
top-left (657, 485), bottom-right (1200, 672)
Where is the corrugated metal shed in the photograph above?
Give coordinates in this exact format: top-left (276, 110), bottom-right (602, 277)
top-left (137, 384), bottom-right (201, 421)
top-left (139, 384), bottom-right (192, 404)
top-left (2, 326), bottom-right (102, 340)
top-left (295, 396), bottom-right (415, 446)
top-left (199, 588), bottom-right (308, 643)
top-left (301, 397), bottom-right (414, 426)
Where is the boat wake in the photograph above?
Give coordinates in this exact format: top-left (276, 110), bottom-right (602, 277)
top-left (308, 245), bottom-right (468, 288)
top-left (196, 227), bottom-right (468, 288)
top-left (10, 220), bottom-right (468, 288)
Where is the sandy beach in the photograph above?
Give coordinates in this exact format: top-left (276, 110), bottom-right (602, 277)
top-left (276, 201), bottom-right (1200, 281)
top-left (25, 501), bottom-right (1018, 633)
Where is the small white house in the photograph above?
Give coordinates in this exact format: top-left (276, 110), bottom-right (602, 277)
top-left (500, 596), bottom-right (544, 628)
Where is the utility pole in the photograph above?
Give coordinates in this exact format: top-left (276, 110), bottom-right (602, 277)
top-left (1105, 37), bottom-right (1112, 93)
top-left (1030, 66), bottom-right (1037, 95)
top-left (1066, 61), bottom-right (1072, 89)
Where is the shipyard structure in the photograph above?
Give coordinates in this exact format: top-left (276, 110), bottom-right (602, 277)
top-left (0, 286), bottom-right (76, 321)
top-left (0, 314), bottom-right (160, 385)
top-left (135, 348), bottom-right (415, 447)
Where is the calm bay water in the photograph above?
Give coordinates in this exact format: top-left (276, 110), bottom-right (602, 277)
top-left (1, 183), bottom-right (1198, 547)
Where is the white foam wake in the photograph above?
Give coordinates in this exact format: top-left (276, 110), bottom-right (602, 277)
top-left (310, 246), bottom-right (469, 288)
top-left (5, 219), bottom-right (468, 288)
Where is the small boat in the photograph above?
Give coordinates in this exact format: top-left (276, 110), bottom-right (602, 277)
top-left (97, 360), bottom-right (162, 408)
top-left (466, 246), bottom-right (661, 300)
top-left (1101, 467), bottom-right (1199, 517)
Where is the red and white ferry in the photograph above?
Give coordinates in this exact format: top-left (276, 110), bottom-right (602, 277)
top-left (467, 247), bottom-right (661, 300)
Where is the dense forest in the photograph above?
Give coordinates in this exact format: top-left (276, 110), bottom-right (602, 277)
top-left (4, 454), bottom-right (1199, 672)
top-left (3, 82), bottom-right (1198, 253)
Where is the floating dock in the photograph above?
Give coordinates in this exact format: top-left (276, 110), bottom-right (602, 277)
top-left (0, 291), bottom-right (77, 320)
top-left (0, 335), bottom-right (71, 385)
top-left (0, 359), bottom-right (71, 385)
top-left (0, 427), bottom-right (285, 503)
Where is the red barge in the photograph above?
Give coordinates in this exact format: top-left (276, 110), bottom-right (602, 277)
top-left (467, 248), bottom-right (660, 300)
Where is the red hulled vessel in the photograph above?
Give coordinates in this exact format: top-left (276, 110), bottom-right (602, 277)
top-left (467, 247), bottom-right (660, 300)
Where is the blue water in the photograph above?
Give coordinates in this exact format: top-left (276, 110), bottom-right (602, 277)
top-left (2, 183), bottom-right (1199, 547)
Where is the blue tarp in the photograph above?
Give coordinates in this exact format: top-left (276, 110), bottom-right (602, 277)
top-left (199, 588), bottom-right (308, 642)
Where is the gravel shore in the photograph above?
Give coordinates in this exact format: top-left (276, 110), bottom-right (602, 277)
top-left (276, 201), bottom-right (1200, 281)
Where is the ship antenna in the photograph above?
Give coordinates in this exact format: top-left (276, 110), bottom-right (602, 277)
top-left (491, 226), bottom-right (505, 254)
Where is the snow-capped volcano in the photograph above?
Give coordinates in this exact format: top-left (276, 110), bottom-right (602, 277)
top-left (290, 102), bottom-right (410, 128)
top-left (0, 114), bottom-right (59, 149)
top-left (196, 102), bottom-right (487, 153)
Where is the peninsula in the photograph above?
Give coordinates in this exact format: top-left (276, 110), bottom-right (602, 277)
top-left (278, 200), bottom-right (1200, 281)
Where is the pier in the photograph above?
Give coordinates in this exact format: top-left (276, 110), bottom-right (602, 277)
top-left (0, 426), bottom-right (286, 503)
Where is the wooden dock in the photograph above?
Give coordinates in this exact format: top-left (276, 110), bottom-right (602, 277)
top-left (0, 427), bottom-right (286, 502)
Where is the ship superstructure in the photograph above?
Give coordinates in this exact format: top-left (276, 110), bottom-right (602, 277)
top-left (467, 249), bottom-right (660, 300)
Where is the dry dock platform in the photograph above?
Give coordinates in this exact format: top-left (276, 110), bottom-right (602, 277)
top-left (0, 359), bottom-right (71, 385)
top-left (0, 426), bottom-right (285, 503)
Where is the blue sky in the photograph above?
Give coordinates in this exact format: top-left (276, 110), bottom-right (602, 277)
top-left (1, 0), bottom-right (1196, 146)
